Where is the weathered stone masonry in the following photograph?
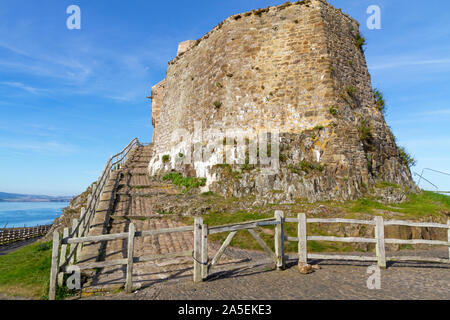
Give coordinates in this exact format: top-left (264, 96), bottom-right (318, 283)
top-left (148, 0), bottom-right (417, 203)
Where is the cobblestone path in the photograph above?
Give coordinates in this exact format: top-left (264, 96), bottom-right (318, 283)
top-left (83, 248), bottom-right (450, 300)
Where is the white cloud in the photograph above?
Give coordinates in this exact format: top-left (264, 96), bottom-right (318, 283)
top-left (0, 141), bottom-right (77, 154)
top-left (369, 58), bottom-right (450, 70)
top-left (0, 81), bottom-right (46, 95)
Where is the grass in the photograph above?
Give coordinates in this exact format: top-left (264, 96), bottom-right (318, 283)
top-left (375, 181), bottom-right (401, 189)
top-left (0, 241), bottom-right (78, 300)
top-left (162, 172), bottom-right (206, 193)
top-left (343, 191), bottom-right (450, 218)
top-left (0, 241), bottom-right (52, 299)
top-left (329, 106), bottom-right (338, 116)
top-left (359, 119), bottom-right (372, 144)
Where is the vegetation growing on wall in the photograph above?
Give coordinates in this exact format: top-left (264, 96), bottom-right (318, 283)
top-left (398, 146), bottom-right (417, 167)
top-left (162, 172), bottom-right (206, 193)
top-left (373, 88), bottom-right (386, 114)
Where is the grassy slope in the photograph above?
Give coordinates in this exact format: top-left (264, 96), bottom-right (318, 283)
top-left (184, 191), bottom-right (450, 254)
top-left (344, 191), bottom-right (450, 218)
top-left (0, 241), bottom-right (52, 299)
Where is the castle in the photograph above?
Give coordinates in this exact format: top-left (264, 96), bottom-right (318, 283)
top-left (148, 0), bottom-right (417, 203)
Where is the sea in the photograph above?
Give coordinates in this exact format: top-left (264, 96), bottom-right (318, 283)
top-left (0, 202), bottom-right (69, 228)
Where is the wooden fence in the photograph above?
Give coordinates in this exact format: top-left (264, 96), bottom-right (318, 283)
top-left (49, 223), bottom-right (194, 300)
top-left (48, 137), bottom-right (145, 300)
top-left (285, 213), bottom-right (450, 267)
top-left (49, 208), bottom-right (450, 299)
top-left (0, 225), bottom-right (52, 246)
top-left (197, 211), bottom-right (450, 281)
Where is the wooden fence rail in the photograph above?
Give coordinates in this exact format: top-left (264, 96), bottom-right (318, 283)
top-left (286, 213), bottom-right (450, 268)
top-left (0, 225), bottom-right (52, 246)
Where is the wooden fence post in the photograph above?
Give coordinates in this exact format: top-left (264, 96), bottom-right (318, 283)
top-left (447, 220), bottom-right (450, 261)
top-left (298, 213), bottom-right (308, 266)
top-left (125, 223), bottom-right (135, 293)
top-left (57, 227), bottom-right (69, 287)
top-left (49, 230), bottom-right (61, 300)
top-left (375, 216), bottom-right (386, 269)
top-left (69, 219), bottom-right (78, 265)
top-left (80, 207), bottom-right (86, 238)
top-left (193, 217), bottom-right (203, 283)
top-left (274, 211), bottom-right (285, 270)
top-left (201, 224), bottom-right (209, 280)
top-left (76, 214), bottom-right (83, 259)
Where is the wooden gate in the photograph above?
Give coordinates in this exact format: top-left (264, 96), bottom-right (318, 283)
top-left (193, 211), bottom-right (286, 282)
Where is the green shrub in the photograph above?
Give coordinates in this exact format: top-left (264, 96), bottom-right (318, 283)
top-left (162, 155), bottom-right (170, 163)
top-left (290, 160), bottom-right (324, 174)
top-left (359, 119), bottom-right (372, 143)
top-left (373, 88), bottom-right (386, 114)
top-left (162, 172), bottom-right (206, 193)
top-left (213, 101), bottom-right (222, 109)
top-left (398, 146), bottom-right (417, 167)
top-left (346, 86), bottom-right (357, 96)
top-left (355, 34), bottom-right (366, 50)
top-left (329, 106), bottom-right (338, 116)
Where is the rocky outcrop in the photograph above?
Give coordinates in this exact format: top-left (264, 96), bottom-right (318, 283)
top-left (42, 183), bottom-right (94, 241)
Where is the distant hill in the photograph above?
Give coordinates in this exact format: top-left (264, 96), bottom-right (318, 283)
top-left (0, 192), bottom-right (73, 203)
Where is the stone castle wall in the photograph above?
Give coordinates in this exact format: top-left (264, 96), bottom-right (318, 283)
top-left (153, 0), bottom-right (336, 155)
top-left (148, 0), bottom-right (417, 202)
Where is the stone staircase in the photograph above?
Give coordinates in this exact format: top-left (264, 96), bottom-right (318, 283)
top-left (78, 144), bottom-right (241, 294)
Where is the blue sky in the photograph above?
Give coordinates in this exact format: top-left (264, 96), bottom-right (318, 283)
top-left (0, 0), bottom-right (449, 196)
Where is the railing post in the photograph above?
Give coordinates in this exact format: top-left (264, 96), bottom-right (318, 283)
top-left (447, 220), bottom-right (450, 261)
top-left (79, 207), bottom-right (86, 238)
top-left (57, 227), bottom-right (69, 287)
top-left (76, 213), bottom-right (84, 259)
top-left (275, 211), bottom-right (285, 270)
top-left (201, 224), bottom-right (209, 280)
top-left (298, 213), bottom-right (308, 267)
top-left (69, 219), bottom-right (78, 265)
top-left (193, 217), bottom-right (203, 283)
top-left (375, 216), bottom-right (386, 269)
top-left (49, 230), bottom-right (61, 300)
top-left (125, 223), bottom-right (135, 293)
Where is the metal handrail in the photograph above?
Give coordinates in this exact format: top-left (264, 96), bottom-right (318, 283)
top-left (416, 168), bottom-right (450, 191)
